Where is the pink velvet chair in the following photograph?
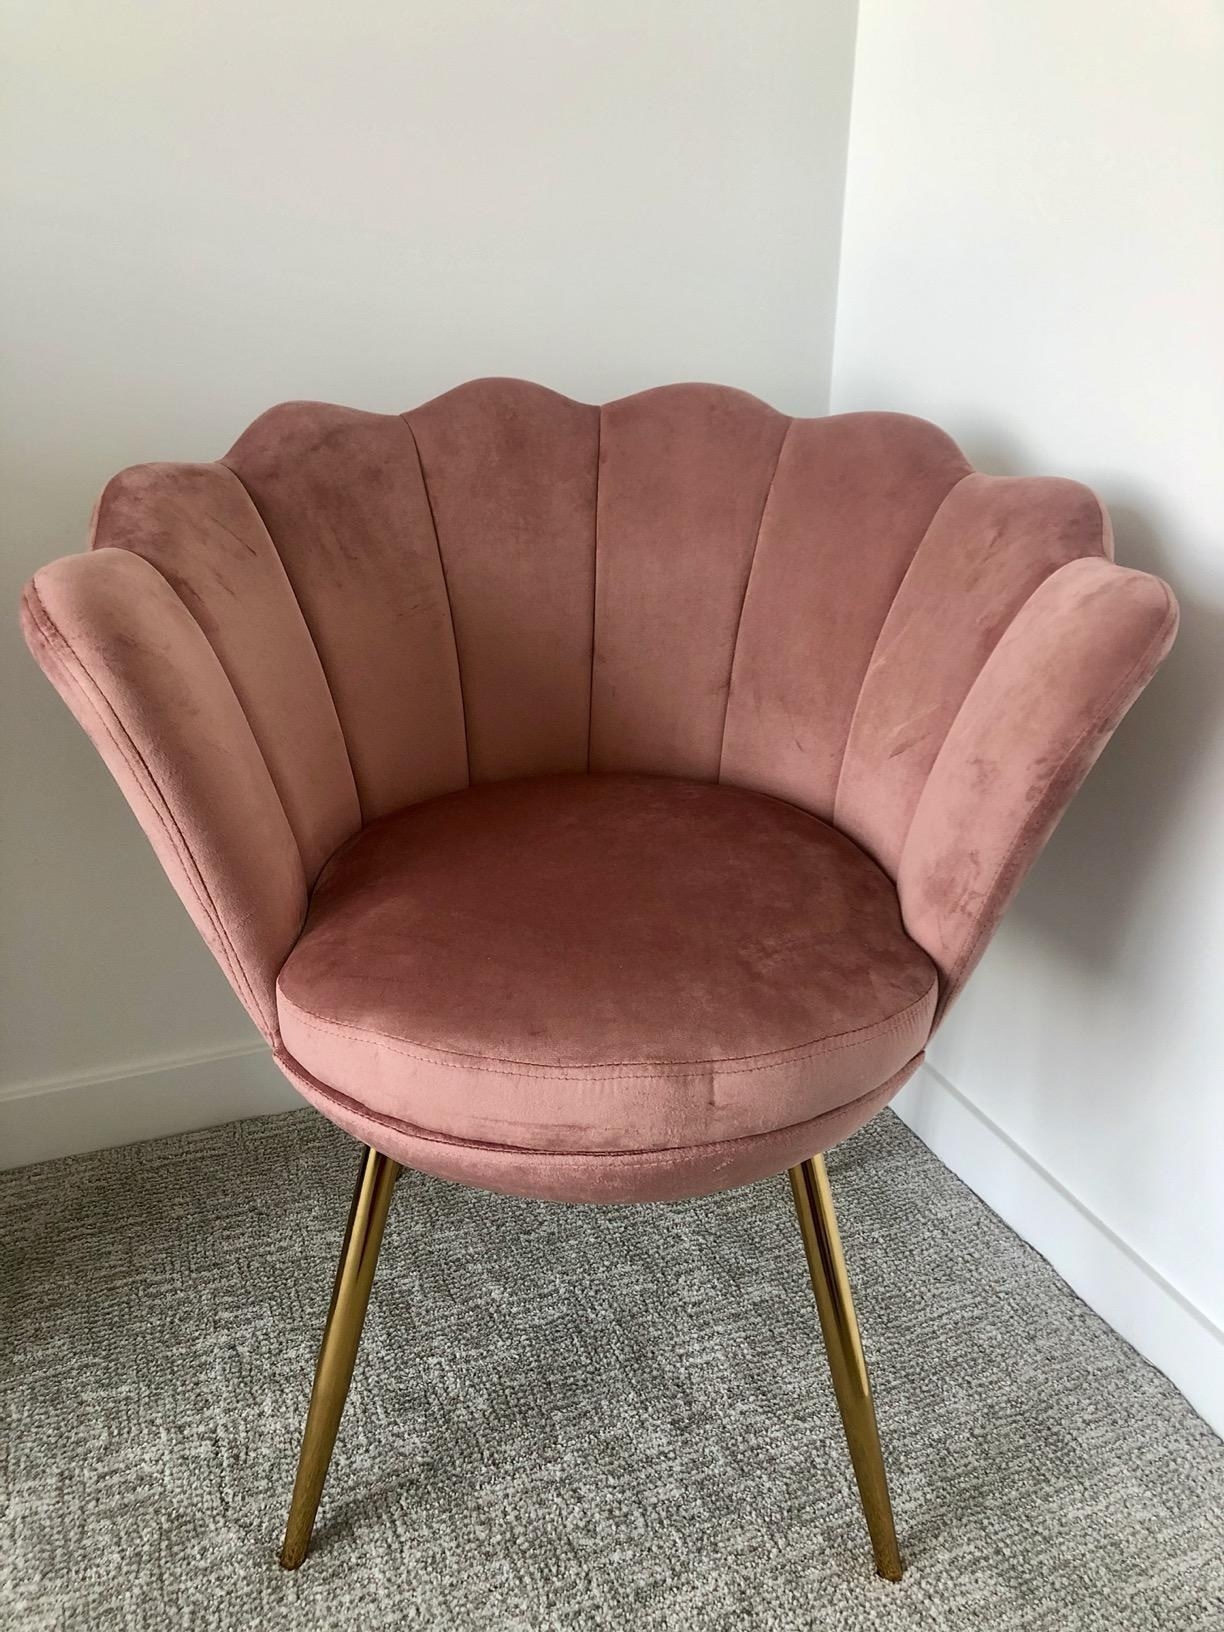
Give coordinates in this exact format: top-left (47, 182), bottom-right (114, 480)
top-left (21, 380), bottom-right (1177, 1580)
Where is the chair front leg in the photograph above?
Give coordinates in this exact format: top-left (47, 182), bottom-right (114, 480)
top-left (280, 1143), bottom-right (402, 1569)
top-left (788, 1154), bottom-right (904, 1582)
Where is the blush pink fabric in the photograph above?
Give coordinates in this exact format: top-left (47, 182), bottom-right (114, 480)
top-left (276, 775), bottom-right (936, 1156)
top-left (21, 380), bottom-right (1178, 1201)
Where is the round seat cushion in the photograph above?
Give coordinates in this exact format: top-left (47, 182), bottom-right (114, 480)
top-left (276, 774), bottom-right (937, 1201)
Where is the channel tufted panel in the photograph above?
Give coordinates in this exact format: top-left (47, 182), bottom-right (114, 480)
top-left (90, 459), bottom-right (360, 882)
top-left (590, 384), bottom-right (790, 778)
top-left (224, 403), bottom-right (468, 822)
top-left (833, 472), bottom-right (1114, 873)
top-left (719, 413), bottom-right (970, 816)
top-left (20, 549), bottom-right (305, 1037)
top-left (405, 379), bottom-right (600, 783)
top-left (900, 556), bottom-right (1177, 1017)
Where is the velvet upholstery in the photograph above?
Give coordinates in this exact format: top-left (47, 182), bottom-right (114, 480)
top-left (21, 380), bottom-right (1178, 1202)
top-left (278, 1049), bottom-right (919, 1205)
top-left (719, 413), bottom-right (971, 816)
top-left (404, 381), bottom-right (601, 784)
top-left (277, 775), bottom-right (936, 1154)
top-left (22, 549), bottom-right (305, 1037)
top-left (590, 386), bottom-right (790, 778)
top-left (88, 460), bottom-right (361, 880)
top-left (222, 404), bottom-right (468, 820)
top-left (901, 555), bottom-right (1178, 1015)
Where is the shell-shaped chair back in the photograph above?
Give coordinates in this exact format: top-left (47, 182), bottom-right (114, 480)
top-left (21, 380), bottom-right (1177, 1041)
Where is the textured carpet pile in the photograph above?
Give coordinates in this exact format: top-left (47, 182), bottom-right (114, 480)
top-left (1, 1107), bottom-right (1221, 1630)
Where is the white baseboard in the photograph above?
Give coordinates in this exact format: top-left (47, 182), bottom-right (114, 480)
top-left (0, 1042), bottom-right (300, 1170)
top-left (894, 1061), bottom-right (1224, 1436)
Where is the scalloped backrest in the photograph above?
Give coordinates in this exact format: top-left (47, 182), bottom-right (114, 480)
top-left (23, 379), bottom-right (1176, 1039)
top-left (221, 378), bottom-right (985, 837)
top-left (219, 377), bottom-right (1113, 860)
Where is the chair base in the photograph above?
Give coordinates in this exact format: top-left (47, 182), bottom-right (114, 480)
top-left (279, 1142), bottom-right (904, 1582)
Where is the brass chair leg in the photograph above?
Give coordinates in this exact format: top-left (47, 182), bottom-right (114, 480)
top-left (279, 1144), bottom-right (401, 1570)
top-left (788, 1154), bottom-right (904, 1582)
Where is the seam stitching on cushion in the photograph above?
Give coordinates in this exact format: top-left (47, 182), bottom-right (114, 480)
top-left (276, 1047), bottom-right (920, 1159)
top-left (401, 414), bottom-right (470, 785)
top-left (831, 470), bottom-right (977, 832)
top-left (587, 404), bottom-right (602, 771)
top-left (276, 979), bottom-right (936, 1081)
top-left (933, 581), bottom-right (1178, 1020)
top-left (24, 581), bottom-right (280, 1037)
top-left (218, 462), bottom-right (363, 831)
top-left (717, 418), bottom-right (793, 782)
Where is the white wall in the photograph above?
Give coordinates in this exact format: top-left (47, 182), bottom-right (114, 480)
top-left (832, 0), bottom-right (1224, 1428)
top-left (0, 1), bottom-right (856, 1152)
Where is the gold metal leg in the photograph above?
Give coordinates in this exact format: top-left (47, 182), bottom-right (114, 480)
top-left (279, 1144), bottom-right (401, 1570)
top-left (788, 1154), bottom-right (904, 1582)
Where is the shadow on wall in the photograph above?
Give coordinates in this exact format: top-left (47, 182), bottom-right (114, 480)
top-left (957, 425), bottom-right (1224, 986)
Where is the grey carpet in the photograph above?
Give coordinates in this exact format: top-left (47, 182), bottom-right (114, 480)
top-left (1, 1110), bottom-right (1221, 1631)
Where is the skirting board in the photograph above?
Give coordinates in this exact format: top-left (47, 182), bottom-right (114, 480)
top-left (894, 1060), bottom-right (1224, 1437)
top-left (0, 1043), bottom-right (299, 1170)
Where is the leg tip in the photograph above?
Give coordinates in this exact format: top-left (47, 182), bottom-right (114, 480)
top-left (875, 1548), bottom-right (905, 1583)
top-left (279, 1538), bottom-right (307, 1571)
